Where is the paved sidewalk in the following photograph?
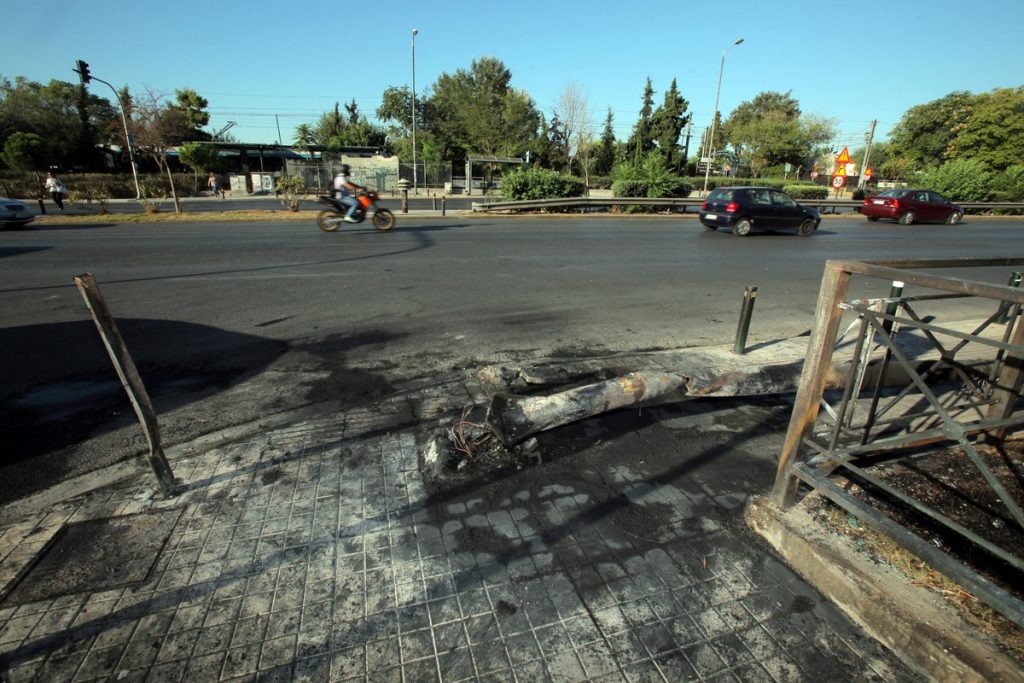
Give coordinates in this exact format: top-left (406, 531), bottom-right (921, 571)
top-left (0, 369), bottom-right (921, 681)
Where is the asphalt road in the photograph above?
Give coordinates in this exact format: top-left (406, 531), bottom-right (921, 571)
top-left (2, 214), bottom-right (1022, 500)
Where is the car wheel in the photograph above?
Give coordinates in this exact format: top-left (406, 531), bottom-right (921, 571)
top-left (733, 218), bottom-right (752, 237)
top-left (946, 211), bottom-right (962, 225)
top-left (898, 211), bottom-right (915, 225)
top-left (797, 219), bottom-right (816, 237)
top-left (866, 216), bottom-right (879, 222)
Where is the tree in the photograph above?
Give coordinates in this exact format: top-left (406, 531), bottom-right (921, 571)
top-left (593, 109), bottom-right (616, 176)
top-left (626, 78), bottom-right (656, 163)
top-left (723, 92), bottom-right (833, 176)
top-left (887, 91), bottom-right (974, 168)
top-left (1, 131), bottom-right (46, 173)
top-left (554, 81), bottom-right (590, 177)
top-left (953, 87), bottom-right (1024, 172)
top-left (425, 57), bottom-right (540, 168)
top-left (178, 142), bottom-right (222, 195)
top-left (649, 79), bottom-right (690, 171)
top-left (921, 158), bottom-right (993, 201)
top-left (132, 89), bottom-right (186, 213)
top-left (299, 102), bottom-right (387, 151)
top-left (0, 76), bottom-right (117, 170)
top-left (166, 88), bottom-right (211, 143)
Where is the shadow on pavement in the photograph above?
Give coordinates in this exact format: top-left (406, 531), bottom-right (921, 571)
top-left (0, 318), bottom-right (288, 499)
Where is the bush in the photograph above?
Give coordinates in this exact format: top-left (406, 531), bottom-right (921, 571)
top-left (501, 167), bottom-right (585, 201)
top-left (700, 176), bottom-right (786, 192)
top-left (275, 174), bottom-right (305, 211)
top-left (920, 159), bottom-right (993, 202)
top-left (587, 175), bottom-right (612, 190)
top-left (784, 184), bottom-right (830, 200)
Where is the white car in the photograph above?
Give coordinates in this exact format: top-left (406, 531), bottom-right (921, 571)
top-left (0, 198), bottom-right (35, 228)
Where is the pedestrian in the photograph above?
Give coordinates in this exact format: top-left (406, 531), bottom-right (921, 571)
top-left (44, 171), bottom-right (66, 210)
top-left (208, 172), bottom-right (221, 198)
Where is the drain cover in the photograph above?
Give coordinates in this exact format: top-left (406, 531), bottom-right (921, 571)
top-left (2, 509), bottom-right (183, 606)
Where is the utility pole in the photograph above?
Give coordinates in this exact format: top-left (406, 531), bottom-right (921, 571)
top-left (858, 119), bottom-right (877, 190)
top-left (680, 121), bottom-right (693, 174)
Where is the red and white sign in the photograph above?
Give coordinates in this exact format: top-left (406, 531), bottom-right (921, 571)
top-left (831, 175), bottom-right (846, 189)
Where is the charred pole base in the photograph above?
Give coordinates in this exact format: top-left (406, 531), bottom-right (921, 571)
top-left (486, 371), bottom-right (689, 448)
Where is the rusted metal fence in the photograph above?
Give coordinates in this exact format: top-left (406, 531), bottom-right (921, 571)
top-left (770, 258), bottom-right (1024, 626)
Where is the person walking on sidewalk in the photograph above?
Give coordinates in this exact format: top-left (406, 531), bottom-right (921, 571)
top-left (208, 172), bottom-right (222, 198)
top-left (44, 171), bottom-right (66, 210)
top-left (332, 164), bottom-right (365, 222)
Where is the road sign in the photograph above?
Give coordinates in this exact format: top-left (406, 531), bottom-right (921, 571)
top-left (833, 164), bottom-right (846, 177)
top-left (836, 146), bottom-right (851, 164)
top-left (831, 175), bottom-right (846, 189)
top-left (864, 167), bottom-right (874, 179)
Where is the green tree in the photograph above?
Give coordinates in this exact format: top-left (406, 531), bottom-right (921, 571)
top-left (953, 87), bottom-right (1024, 171)
top-left (724, 92), bottom-right (833, 176)
top-left (1, 131), bottom-right (46, 172)
top-left (649, 79), bottom-right (690, 170)
top-left (166, 88), bottom-right (211, 142)
top-left (887, 91), bottom-right (974, 167)
top-left (0, 76), bottom-right (117, 170)
top-left (593, 108), bottom-right (616, 176)
top-left (178, 142), bottom-right (222, 195)
top-left (425, 57), bottom-right (540, 168)
top-left (921, 158), bottom-right (993, 202)
top-left (626, 77), bottom-right (655, 163)
top-left (300, 102), bottom-right (387, 151)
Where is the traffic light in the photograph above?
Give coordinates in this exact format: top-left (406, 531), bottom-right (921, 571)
top-left (75, 60), bottom-right (91, 84)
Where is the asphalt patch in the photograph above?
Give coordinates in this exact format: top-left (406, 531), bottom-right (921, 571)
top-left (1, 509), bottom-right (183, 606)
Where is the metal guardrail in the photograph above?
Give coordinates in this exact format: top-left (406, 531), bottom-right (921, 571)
top-left (472, 197), bottom-right (1024, 214)
top-left (771, 257), bottom-right (1024, 627)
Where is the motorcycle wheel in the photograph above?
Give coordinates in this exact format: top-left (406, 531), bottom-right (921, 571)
top-left (318, 210), bottom-right (342, 232)
top-left (373, 209), bottom-right (396, 232)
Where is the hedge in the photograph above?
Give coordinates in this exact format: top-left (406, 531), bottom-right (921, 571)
top-left (501, 167), bottom-right (585, 201)
top-left (783, 184), bottom-right (830, 199)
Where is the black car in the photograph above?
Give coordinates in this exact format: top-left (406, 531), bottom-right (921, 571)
top-left (699, 186), bottom-right (820, 237)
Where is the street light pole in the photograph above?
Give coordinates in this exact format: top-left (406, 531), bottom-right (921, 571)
top-left (411, 28), bottom-right (418, 196)
top-left (702, 38), bottom-right (743, 196)
top-left (75, 63), bottom-right (142, 200)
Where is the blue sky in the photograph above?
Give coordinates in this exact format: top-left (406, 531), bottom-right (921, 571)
top-left (4, 0), bottom-right (1022, 152)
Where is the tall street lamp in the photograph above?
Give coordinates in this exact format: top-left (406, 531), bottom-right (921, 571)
top-left (702, 38), bottom-right (743, 196)
top-left (411, 28), bottom-right (418, 195)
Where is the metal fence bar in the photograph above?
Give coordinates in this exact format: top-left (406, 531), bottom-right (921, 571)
top-left (792, 462), bottom-right (1024, 627)
top-left (73, 273), bottom-right (178, 497)
top-left (770, 257), bottom-right (1024, 627)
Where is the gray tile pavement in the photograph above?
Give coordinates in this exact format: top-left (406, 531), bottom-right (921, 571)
top-left (0, 377), bottom-right (921, 681)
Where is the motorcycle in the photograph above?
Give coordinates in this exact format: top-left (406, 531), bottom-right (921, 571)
top-left (317, 190), bottom-right (396, 232)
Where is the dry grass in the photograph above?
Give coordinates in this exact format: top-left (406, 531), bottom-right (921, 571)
top-left (819, 503), bottom-right (1024, 658)
top-left (32, 209), bottom-right (320, 224)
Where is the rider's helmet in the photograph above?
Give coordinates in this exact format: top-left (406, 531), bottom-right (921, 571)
top-left (340, 164), bottom-right (351, 174)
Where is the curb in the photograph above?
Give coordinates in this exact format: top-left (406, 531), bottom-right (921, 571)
top-left (744, 494), bottom-right (1020, 682)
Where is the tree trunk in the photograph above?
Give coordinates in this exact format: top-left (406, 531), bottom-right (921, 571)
top-left (486, 371), bottom-right (689, 447)
top-left (164, 162), bottom-right (181, 214)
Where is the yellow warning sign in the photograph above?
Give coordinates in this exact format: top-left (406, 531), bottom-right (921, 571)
top-left (834, 164), bottom-right (846, 176)
top-left (836, 146), bottom-right (851, 164)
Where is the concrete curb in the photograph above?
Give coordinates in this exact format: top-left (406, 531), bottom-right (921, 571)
top-left (744, 494), bottom-right (1021, 682)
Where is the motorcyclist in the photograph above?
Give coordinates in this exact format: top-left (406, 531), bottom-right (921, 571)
top-left (332, 164), bottom-right (366, 223)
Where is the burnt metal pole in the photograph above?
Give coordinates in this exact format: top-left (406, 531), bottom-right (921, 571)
top-left (733, 286), bottom-right (757, 354)
top-left (74, 273), bottom-right (179, 497)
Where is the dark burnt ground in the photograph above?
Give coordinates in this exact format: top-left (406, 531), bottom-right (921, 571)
top-left (839, 438), bottom-right (1024, 603)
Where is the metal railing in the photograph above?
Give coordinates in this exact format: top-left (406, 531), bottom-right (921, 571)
top-left (471, 197), bottom-right (1024, 214)
top-left (771, 258), bottom-right (1024, 627)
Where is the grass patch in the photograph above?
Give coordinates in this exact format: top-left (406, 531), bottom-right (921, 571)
top-left (33, 209), bottom-right (323, 225)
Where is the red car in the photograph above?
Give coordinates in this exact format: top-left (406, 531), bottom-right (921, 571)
top-left (861, 189), bottom-right (964, 225)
